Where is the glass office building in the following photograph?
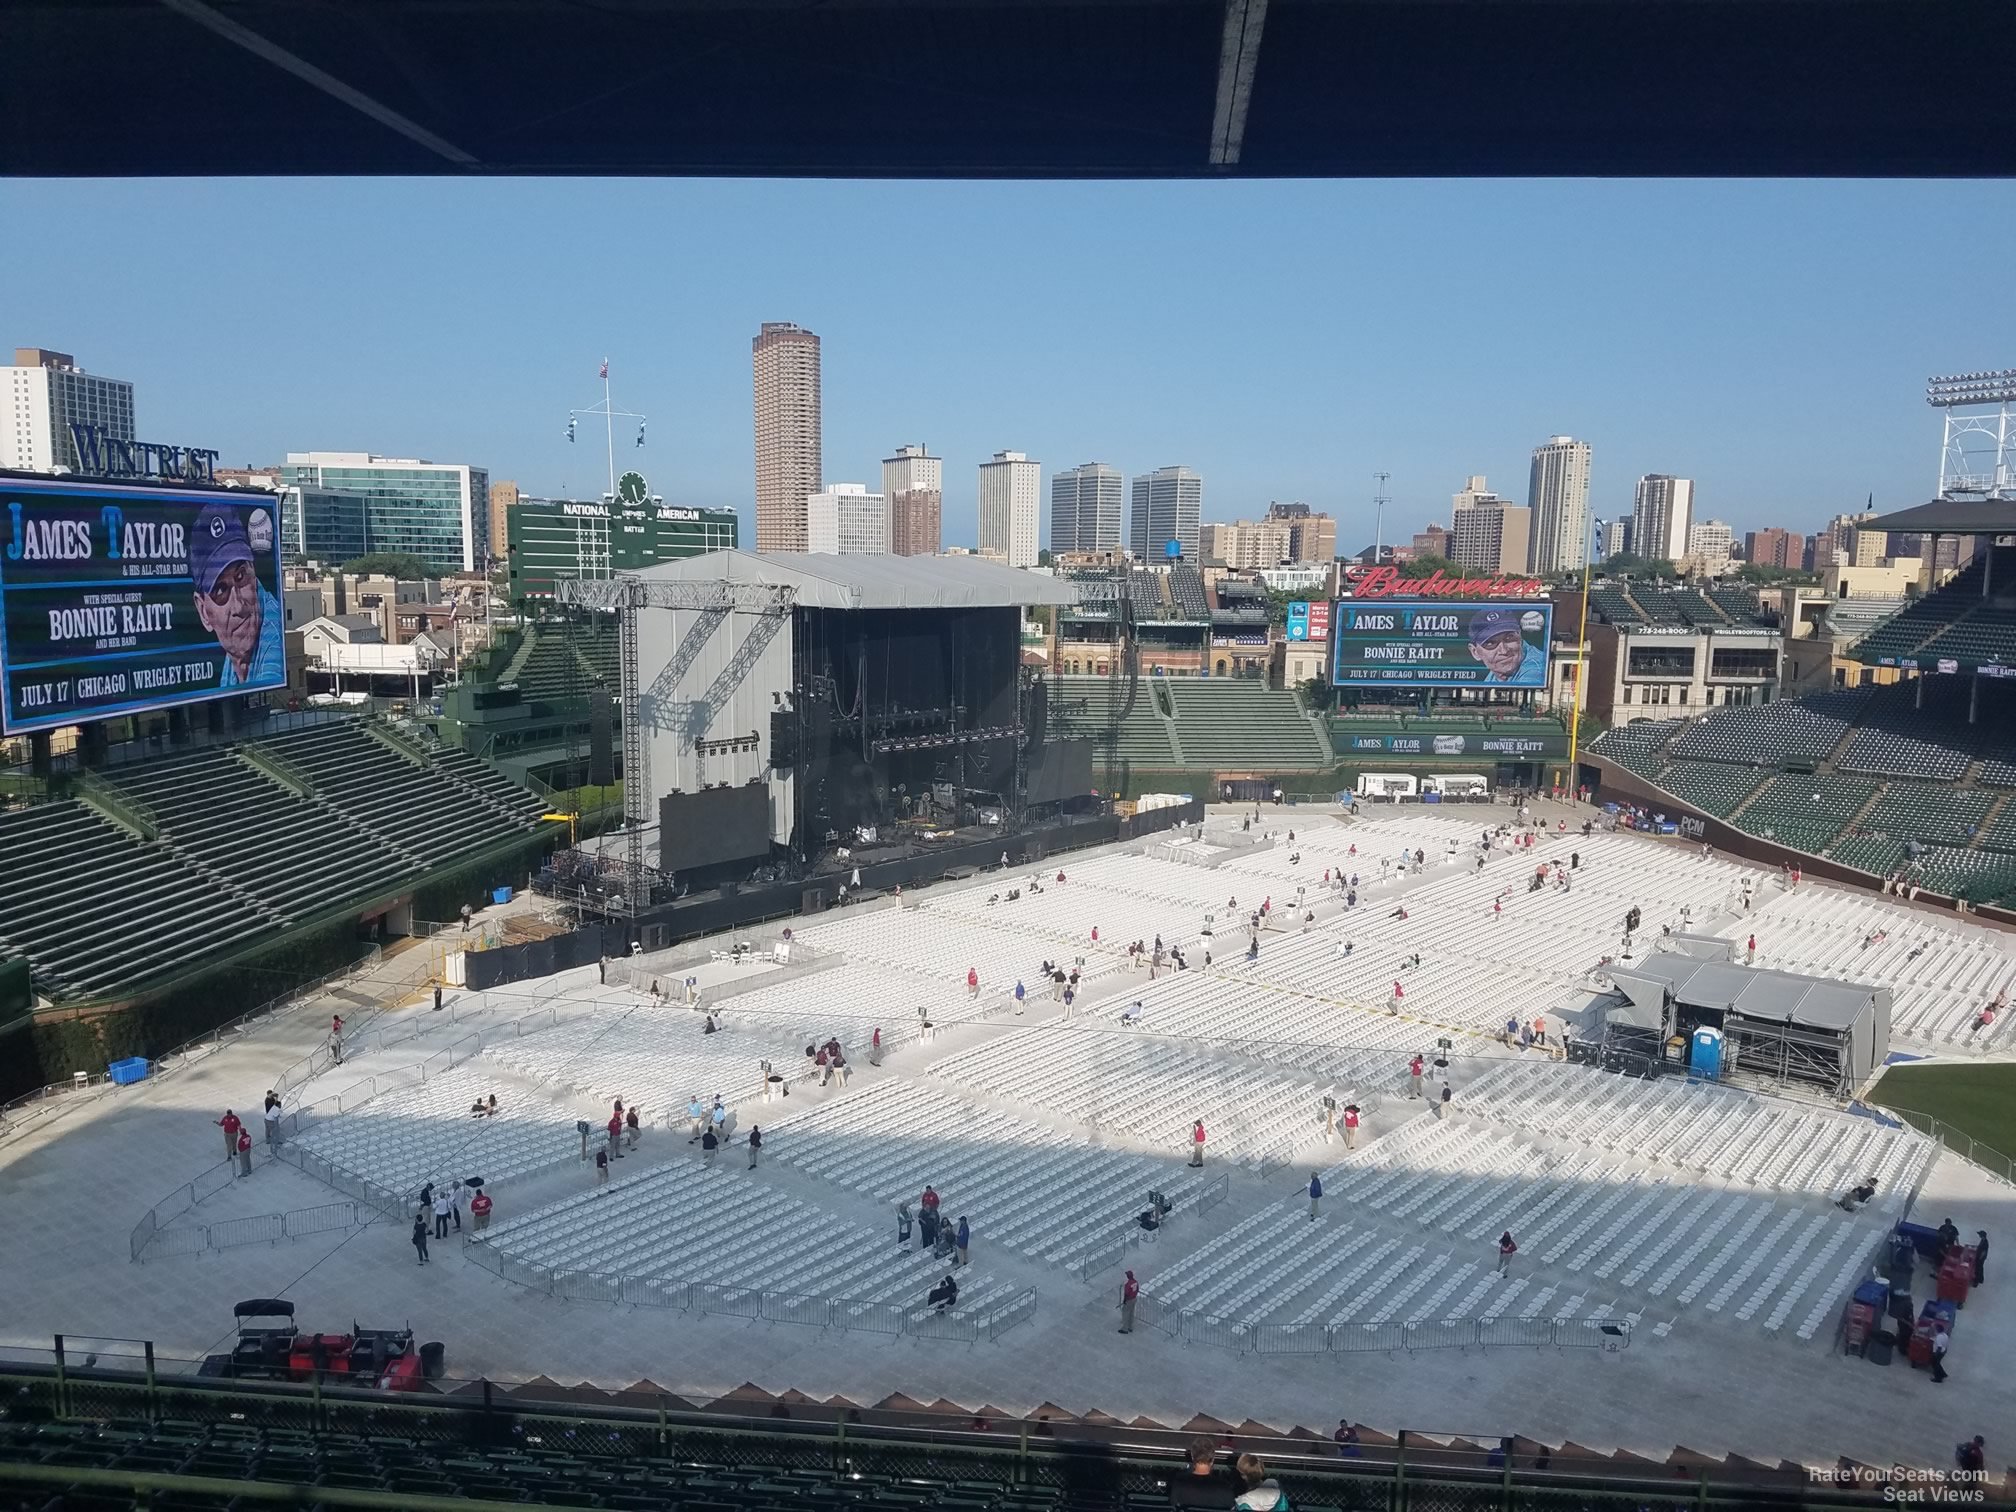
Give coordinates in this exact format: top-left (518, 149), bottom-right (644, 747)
top-left (282, 452), bottom-right (489, 572)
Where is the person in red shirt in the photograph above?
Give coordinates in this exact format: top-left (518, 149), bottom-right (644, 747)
top-left (470, 1190), bottom-right (493, 1230)
top-left (1497, 1231), bottom-right (1518, 1275)
top-left (1409, 1054), bottom-right (1424, 1098)
top-left (1746, 933), bottom-right (1757, 965)
top-left (235, 1127), bottom-right (253, 1177)
top-left (606, 1111), bottom-right (625, 1159)
top-left (1342, 1104), bottom-right (1360, 1150)
top-left (1189, 1119), bottom-right (1206, 1168)
top-left (217, 1109), bottom-right (242, 1161)
top-left (870, 1027), bottom-right (882, 1067)
top-left (920, 1184), bottom-right (940, 1214)
top-left (966, 967), bottom-right (979, 998)
top-left (1118, 1270), bottom-right (1140, 1333)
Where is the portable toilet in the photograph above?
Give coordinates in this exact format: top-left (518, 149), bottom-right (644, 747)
top-left (1690, 1026), bottom-right (1725, 1080)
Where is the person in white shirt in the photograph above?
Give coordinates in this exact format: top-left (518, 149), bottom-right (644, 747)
top-left (262, 1096), bottom-right (283, 1148)
top-left (431, 1190), bottom-right (453, 1240)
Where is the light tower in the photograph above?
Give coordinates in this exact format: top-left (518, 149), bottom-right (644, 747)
top-left (1927, 369), bottom-right (2016, 499)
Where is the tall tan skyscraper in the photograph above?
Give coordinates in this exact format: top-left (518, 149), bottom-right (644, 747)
top-left (752, 322), bottom-right (822, 552)
top-left (487, 480), bottom-right (519, 569)
top-left (882, 443), bottom-right (943, 556)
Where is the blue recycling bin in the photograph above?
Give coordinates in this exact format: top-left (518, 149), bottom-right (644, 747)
top-left (491, 886), bottom-right (513, 905)
top-left (1690, 1027), bottom-right (1725, 1080)
top-left (107, 1057), bottom-right (149, 1085)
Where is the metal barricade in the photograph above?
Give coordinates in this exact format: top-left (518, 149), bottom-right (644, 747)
top-left (283, 1203), bottom-right (361, 1239)
top-left (1330, 1322), bottom-right (1406, 1354)
top-left (831, 1298), bottom-right (906, 1335)
top-left (1254, 1322), bottom-right (1330, 1355)
top-left (760, 1293), bottom-right (832, 1329)
top-left (1178, 1314), bottom-right (1251, 1352)
top-left (690, 1283), bottom-right (763, 1320)
top-left (1404, 1319), bottom-right (1476, 1353)
top-left (128, 1212), bottom-right (157, 1264)
top-left (985, 1288), bottom-right (1039, 1340)
top-left (554, 1271), bottom-right (625, 1304)
top-left (335, 1078), bottom-right (379, 1113)
top-left (501, 1255), bottom-right (553, 1293)
top-left (203, 1214), bottom-right (287, 1251)
top-left (146, 1224), bottom-right (211, 1260)
top-left (1558, 1318), bottom-right (1633, 1351)
top-left (904, 1305), bottom-right (980, 1343)
top-left (1192, 1172), bottom-right (1231, 1218)
top-left (1073, 1240), bottom-right (1129, 1283)
top-left (621, 1276), bottom-right (688, 1310)
top-left (1478, 1317), bottom-right (1555, 1349)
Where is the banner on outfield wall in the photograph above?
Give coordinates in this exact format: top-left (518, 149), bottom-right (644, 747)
top-left (1336, 729), bottom-right (1566, 758)
top-left (0, 475), bottom-right (287, 734)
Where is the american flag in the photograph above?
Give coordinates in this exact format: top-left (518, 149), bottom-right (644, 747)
top-left (598, 359), bottom-right (609, 380)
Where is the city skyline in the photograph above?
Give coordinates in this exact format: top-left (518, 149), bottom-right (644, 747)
top-left (4, 177), bottom-right (2011, 552)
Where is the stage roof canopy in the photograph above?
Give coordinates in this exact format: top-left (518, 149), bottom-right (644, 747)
top-left (6, 0), bottom-right (2012, 179)
top-left (1861, 499), bottom-right (2016, 536)
top-left (1612, 955), bottom-right (1880, 1033)
top-left (637, 551), bottom-right (1082, 611)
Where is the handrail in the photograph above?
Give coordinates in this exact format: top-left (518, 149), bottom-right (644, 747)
top-left (1883, 1106), bottom-right (2016, 1186)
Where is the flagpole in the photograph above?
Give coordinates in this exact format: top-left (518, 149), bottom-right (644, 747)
top-left (603, 361), bottom-right (616, 500)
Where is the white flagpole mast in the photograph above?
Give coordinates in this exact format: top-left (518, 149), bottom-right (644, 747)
top-left (568, 360), bottom-right (645, 502)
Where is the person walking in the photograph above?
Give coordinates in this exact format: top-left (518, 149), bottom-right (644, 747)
top-left (448, 1179), bottom-right (466, 1232)
top-left (606, 1110), bottom-right (625, 1161)
top-left (470, 1188), bottom-right (493, 1231)
top-left (1746, 933), bottom-right (1757, 966)
top-left (330, 1015), bottom-right (344, 1065)
top-left (1931, 1323), bottom-right (1950, 1383)
top-left (432, 1188), bottom-right (452, 1239)
top-left (1307, 1172), bottom-right (1323, 1220)
top-left (594, 1147), bottom-right (609, 1187)
top-left (262, 1093), bottom-right (282, 1148)
top-left (1497, 1230), bottom-right (1518, 1275)
top-left (626, 1105), bottom-right (641, 1149)
top-left (1118, 1269), bottom-right (1139, 1333)
top-left (1437, 1082), bottom-right (1453, 1120)
top-left (870, 1027), bottom-right (883, 1067)
top-left (1189, 1119), bottom-right (1207, 1168)
top-left (1957, 1436), bottom-right (1986, 1474)
top-left (1974, 1231), bottom-right (1989, 1285)
top-left (1408, 1054), bottom-right (1424, 1098)
top-left (701, 1127), bottom-right (719, 1167)
top-left (1014, 980), bottom-right (1026, 1014)
top-left (1062, 984), bottom-right (1076, 1019)
top-left (896, 1202), bottom-right (912, 1246)
top-left (236, 1127), bottom-right (253, 1178)
top-left (686, 1094), bottom-right (705, 1143)
top-left (217, 1109), bottom-right (242, 1162)
top-left (1342, 1104), bottom-right (1359, 1150)
top-left (411, 1211), bottom-right (430, 1265)
top-left (955, 1215), bottom-right (970, 1266)
top-left (710, 1096), bottom-right (728, 1142)
top-left (967, 966), bottom-right (980, 999)
top-left (747, 1124), bottom-right (763, 1169)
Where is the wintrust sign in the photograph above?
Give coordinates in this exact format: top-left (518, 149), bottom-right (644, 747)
top-left (1346, 566), bottom-right (1546, 600)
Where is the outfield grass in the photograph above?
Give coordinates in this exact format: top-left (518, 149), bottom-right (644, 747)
top-left (1869, 1062), bottom-right (2016, 1157)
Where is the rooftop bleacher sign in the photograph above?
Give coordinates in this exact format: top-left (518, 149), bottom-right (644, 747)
top-left (67, 423), bottom-right (220, 484)
top-left (1345, 565), bottom-right (1546, 600)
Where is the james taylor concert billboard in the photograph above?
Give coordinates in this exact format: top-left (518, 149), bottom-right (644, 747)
top-left (1, 476), bottom-right (287, 735)
top-left (1331, 600), bottom-right (1552, 689)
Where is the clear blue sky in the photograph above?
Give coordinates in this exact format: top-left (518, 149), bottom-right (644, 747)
top-left (5, 176), bottom-right (2013, 550)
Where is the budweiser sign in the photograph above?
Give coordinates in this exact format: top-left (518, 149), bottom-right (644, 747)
top-left (1345, 565), bottom-right (1548, 600)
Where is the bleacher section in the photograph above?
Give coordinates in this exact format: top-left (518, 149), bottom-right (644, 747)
top-left (1652, 760), bottom-right (1766, 814)
top-left (0, 717), bottom-right (547, 1002)
top-left (1667, 701), bottom-right (1850, 765)
top-left (1048, 676), bottom-right (1178, 765)
top-left (0, 801), bottom-right (277, 1000)
top-left (1168, 565), bottom-right (1210, 618)
top-left (501, 620), bottom-right (620, 702)
top-left (1730, 773), bottom-right (1875, 853)
top-left (1167, 678), bottom-right (1330, 767)
top-left (1584, 719), bottom-right (1681, 776)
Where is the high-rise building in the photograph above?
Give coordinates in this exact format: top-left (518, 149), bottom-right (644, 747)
top-left (806, 484), bottom-right (888, 555)
top-left (1199, 519), bottom-right (1293, 567)
top-left (283, 452), bottom-right (490, 573)
top-left (1266, 501), bottom-right (1336, 563)
top-left (1745, 528), bottom-right (1806, 570)
top-left (1447, 500), bottom-right (1533, 574)
top-left (1602, 517), bottom-right (1633, 560)
top-left (2, 348), bottom-right (136, 473)
top-left (1050, 463), bottom-right (1124, 554)
top-left (507, 491), bottom-right (738, 603)
top-left (881, 444), bottom-right (943, 556)
top-left (752, 321), bottom-right (822, 552)
top-left (1685, 518), bottom-right (1735, 573)
top-left (1451, 474), bottom-right (1496, 514)
top-left (1630, 474), bottom-right (1694, 563)
top-left (978, 450), bottom-right (1041, 566)
top-left (1412, 524), bottom-right (1450, 560)
top-left (1130, 466), bottom-right (1202, 560)
top-left (487, 480), bottom-right (519, 570)
top-left (1526, 436), bottom-right (1593, 575)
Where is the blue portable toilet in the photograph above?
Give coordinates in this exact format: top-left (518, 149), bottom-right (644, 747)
top-left (1690, 1026), bottom-right (1724, 1080)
